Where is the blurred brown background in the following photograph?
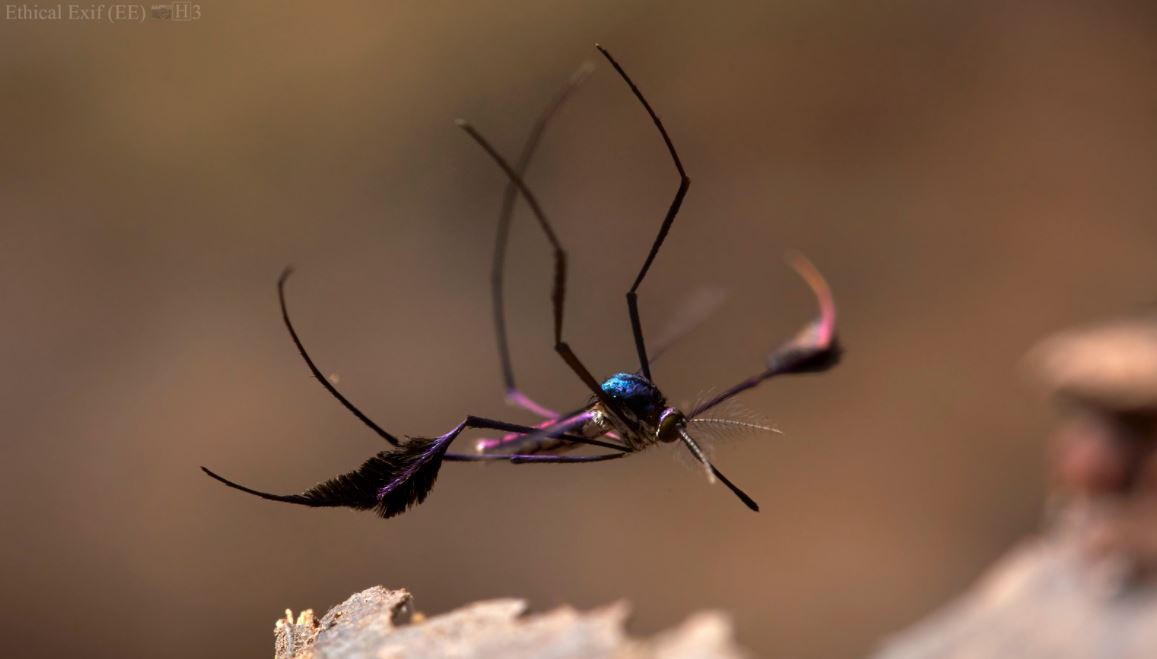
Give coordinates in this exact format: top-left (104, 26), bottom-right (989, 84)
top-left (3, 1), bottom-right (1157, 657)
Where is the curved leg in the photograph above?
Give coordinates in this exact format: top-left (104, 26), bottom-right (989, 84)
top-left (492, 64), bottom-right (593, 419)
top-left (278, 267), bottom-right (401, 446)
top-left (457, 121), bottom-right (626, 424)
top-left (597, 45), bottom-right (691, 382)
top-left (688, 255), bottom-right (841, 418)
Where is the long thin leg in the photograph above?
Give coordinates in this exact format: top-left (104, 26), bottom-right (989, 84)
top-left (492, 64), bottom-right (593, 419)
top-left (475, 408), bottom-right (616, 456)
top-left (278, 267), bottom-right (401, 446)
top-left (689, 255), bottom-right (841, 418)
top-left (445, 452), bottom-right (626, 464)
top-left (475, 407), bottom-right (599, 454)
top-left (455, 415), bottom-right (626, 453)
top-left (514, 453), bottom-right (625, 463)
top-left (597, 44), bottom-right (691, 382)
top-left (474, 416), bottom-right (574, 454)
top-left (457, 120), bottom-right (626, 423)
top-left (202, 414), bottom-right (631, 519)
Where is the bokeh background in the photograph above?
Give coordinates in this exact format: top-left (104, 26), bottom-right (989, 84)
top-left (4, 1), bottom-right (1157, 657)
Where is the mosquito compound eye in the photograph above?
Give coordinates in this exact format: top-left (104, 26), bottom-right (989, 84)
top-left (657, 409), bottom-right (685, 443)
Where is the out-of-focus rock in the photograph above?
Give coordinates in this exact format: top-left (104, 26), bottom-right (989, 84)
top-left (878, 309), bottom-right (1157, 658)
top-left (274, 586), bottom-right (747, 659)
top-left (872, 506), bottom-right (1157, 659)
top-left (1025, 313), bottom-right (1157, 412)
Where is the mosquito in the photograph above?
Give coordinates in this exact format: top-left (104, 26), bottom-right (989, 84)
top-left (201, 44), bottom-right (841, 519)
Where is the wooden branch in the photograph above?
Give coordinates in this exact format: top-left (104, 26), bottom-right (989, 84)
top-left (274, 585), bottom-right (747, 659)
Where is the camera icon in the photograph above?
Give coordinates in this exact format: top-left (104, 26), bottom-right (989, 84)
top-left (149, 3), bottom-right (199, 21)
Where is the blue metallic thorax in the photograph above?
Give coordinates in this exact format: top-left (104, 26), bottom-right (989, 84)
top-left (599, 372), bottom-right (666, 423)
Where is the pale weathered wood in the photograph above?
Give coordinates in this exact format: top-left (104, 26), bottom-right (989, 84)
top-left (274, 585), bottom-right (747, 659)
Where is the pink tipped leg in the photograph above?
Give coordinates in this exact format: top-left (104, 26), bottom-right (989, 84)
top-left (787, 253), bottom-right (836, 348)
top-left (505, 390), bottom-right (559, 419)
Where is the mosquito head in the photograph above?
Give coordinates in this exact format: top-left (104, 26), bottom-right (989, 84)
top-left (656, 407), bottom-right (686, 443)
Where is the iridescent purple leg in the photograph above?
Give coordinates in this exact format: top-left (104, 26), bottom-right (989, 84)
top-left (454, 416), bottom-right (624, 453)
top-left (474, 409), bottom-right (607, 455)
top-left (475, 414), bottom-right (577, 454)
top-left (445, 452), bottom-right (627, 464)
top-left (203, 414), bottom-right (630, 519)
